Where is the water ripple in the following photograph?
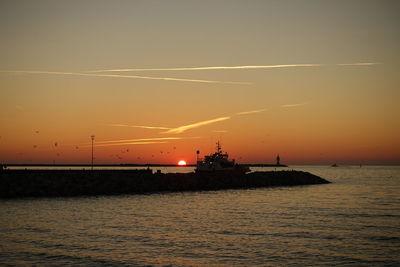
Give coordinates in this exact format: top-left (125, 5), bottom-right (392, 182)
top-left (1, 166), bottom-right (399, 266)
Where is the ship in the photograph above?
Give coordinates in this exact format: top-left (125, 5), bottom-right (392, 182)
top-left (195, 142), bottom-right (250, 174)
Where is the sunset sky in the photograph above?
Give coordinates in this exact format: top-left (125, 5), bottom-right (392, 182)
top-left (0, 0), bottom-right (399, 165)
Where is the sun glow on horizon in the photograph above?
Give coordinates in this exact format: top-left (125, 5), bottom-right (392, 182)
top-left (178, 160), bottom-right (187, 166)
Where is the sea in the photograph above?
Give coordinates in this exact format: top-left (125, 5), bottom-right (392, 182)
top-left (0, 165), bottom-right (399, 266)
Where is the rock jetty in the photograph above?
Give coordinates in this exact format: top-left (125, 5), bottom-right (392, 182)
top-left (0, 169), bottom-right (330, 198)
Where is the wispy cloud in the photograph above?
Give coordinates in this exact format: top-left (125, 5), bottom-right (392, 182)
top-left (105, 124), bottom-right (171, 130)
top-left (89, 73), bottom-right (250, 85)
top-left (280, 102), bottom-right (310, 108)
top-left (105, 124), bottom-right (130, 127)
top-left (162, 103), bottom-right (315, 134)
top-left (0, 70), bottom-right (250, 85)
top-left (162, 108), bottom-right (267, 134)
top-left (130, 125), bottom-right (171, 130)
top-left (134, 126), bottom-right (171, 130)
top-left (163, 116), bottom-right (231, 134)
top-left (84, 136), bottom-right (201, 147)
top-left (89, 62), bottom-right (380, 73)
top-left (236, 108), bottom-right (267, 115)
top-left (90, 137), bottom-right (182, 145)
top-left (336, 62), bottom-right (381, 66)
top-left (212, 130), bottom-right (228, 133)
top-left (1, 62), bottom-right (380, 85)
top-left (92, 141), bottom-right (169, 148)
top-left (80, 137), bottom-right (184, 148)
top-left (89, 64), bottom-right (322, 72)
top-left (103, 104), bottom-right (308, 136)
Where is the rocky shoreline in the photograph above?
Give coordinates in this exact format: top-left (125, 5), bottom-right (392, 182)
top-left (0, 169), bottom-right (330, 198)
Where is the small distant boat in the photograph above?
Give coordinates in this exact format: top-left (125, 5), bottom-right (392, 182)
top-left (331, 163), bottom-right (338, 167)
top-left (196, 141), bottom-right (250, 174)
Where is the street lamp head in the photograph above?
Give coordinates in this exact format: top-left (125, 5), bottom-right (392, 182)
top-left (91, 135), bottom-right (95, 141)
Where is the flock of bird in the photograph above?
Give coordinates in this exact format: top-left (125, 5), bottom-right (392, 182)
top-left (23, 130), bottom-right (179, 163)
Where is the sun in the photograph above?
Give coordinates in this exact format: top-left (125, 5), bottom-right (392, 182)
top-left (177, 160), bottom-right (187, 166)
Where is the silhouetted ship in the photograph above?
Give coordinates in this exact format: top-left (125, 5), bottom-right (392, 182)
top-left (196, 142), bottom-right (250, 174)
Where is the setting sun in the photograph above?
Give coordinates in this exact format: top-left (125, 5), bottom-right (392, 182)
top-left (177, 160), bottom-right (187, 166)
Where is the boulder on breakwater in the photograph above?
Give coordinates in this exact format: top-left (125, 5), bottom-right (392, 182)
top-left (0, 169), bottom-right (330, 198)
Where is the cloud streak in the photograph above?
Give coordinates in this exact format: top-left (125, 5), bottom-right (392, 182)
top-left (85, 136), bottom-right (202, 147)
top-left (0, 70), bottom-right (250, 85)
top-left (161, 103), bottom-right (314, 134)
top-left (105, 104), bottom-right (307, 136)
top-left (162, 108), bottom-right (267, 134)
top-left (92, 141), bottom-right (169, 148)
top-left (80, 137), bottom-right (186, 148)
top-left (88, 137), bottom-right (182, 145)
top-left (163, 116), bottom-right (232, 134)
top-left (105, 124), bottom-right (171, 130)
top-left (130, 125), bottom-right (171, 130)
top-left (336, 62), bottom-right (381, 66)
top-left (280, 102), bottom-right (310, 108)
top-left (89, 73), bottom-right (250, 85)
top-left (89, 62), bottom-right (380, 73)
top-left (105, 124), bottom-right (130, 127)
top-left (90, 64), bottom-right (321, 72)
top-left (236, 108), bottom-right (267, 115)
top-left (1, 62), bottom-right (379, 85)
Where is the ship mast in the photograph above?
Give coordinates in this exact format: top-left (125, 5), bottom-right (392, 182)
top-left (216, 141), bottom-right (222, 154)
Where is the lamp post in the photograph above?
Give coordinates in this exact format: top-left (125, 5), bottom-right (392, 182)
top-left (91, 135), bottom-right (95, 170)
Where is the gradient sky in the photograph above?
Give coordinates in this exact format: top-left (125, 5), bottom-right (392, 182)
top-left (0, 0), bottom-right (399, 165)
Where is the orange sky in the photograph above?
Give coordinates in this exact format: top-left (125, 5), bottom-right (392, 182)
top-left (0, 0), bottom-right (399, 165)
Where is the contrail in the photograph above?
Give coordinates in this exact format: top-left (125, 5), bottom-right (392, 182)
top-left (336, 62), bottom-right (380, 66)
top-left (105, 106), bottom-right (304, 136)
top-left (163, 116), bottom-right (231, 134)
top-left (0, 70), bottom-right (250, 85)
top-left (89, 64), bottom-right (322, 72)
top-left (105, 124), bottom-right (171, 130)
top-left (280, 102), bottom-right (310, 108)
top-left (130, 125), bottom-right (171, 130)
top-left (105, 124), bottom-right (130, 127)
top-left (92, 141), bottom-right (169, 148)
top-left (236, 108), bottom-right (267, 115)
top-left (103, 104), bottom-right (309, 137)
top-left (80, 136), bottom-right (201, 147)
top-left (89, 73), bottom-right (251, 85)
top-left (161, 104), bottom-right (314, 134)
top-left (162, 108), bottom-right (267, 134)
top-left (87, 137), bottom-right (182, 145)
top-left (1, 62), bottom-right (379, 84)
top-left (88, 62), bottom-right (380, 73)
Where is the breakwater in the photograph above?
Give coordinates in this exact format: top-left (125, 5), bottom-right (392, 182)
top-left (0, 169), bottom-right (330, 198)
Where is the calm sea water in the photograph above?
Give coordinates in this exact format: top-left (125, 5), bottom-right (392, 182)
top-left (0, 166), bottom-right (399, 266)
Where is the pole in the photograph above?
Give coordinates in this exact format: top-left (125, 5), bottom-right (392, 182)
top-left (91, 135), bottom-right (95, 170)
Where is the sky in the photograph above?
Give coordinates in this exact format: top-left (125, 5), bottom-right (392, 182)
top-left (0, 0), bottom-right (399, 165)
